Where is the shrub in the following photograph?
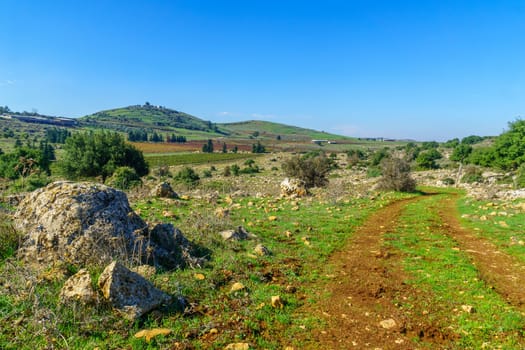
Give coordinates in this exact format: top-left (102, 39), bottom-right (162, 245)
top-left (461, 166), bottom-right (484, 184)
top-left (106, 166), bottom-right (142, 190)
top-left (222, 166), bottom-right (231, 177)
top-left (175, 167), bottom-right (200, 188)
top-left (0, 214), bottom-right (20, 260)
top-left (416, 149), bottom-right (442, 170)
top-left (377, 158), bottom-right (416, 192)
top-left (202, 169), bottom-right (213, 178)
top-left (442, 177), bottom-right (455, 186)
top-left (281, 153), bottom-right (332, 189)
top-left (231, 164), bottom-right (240, 176)
top-left (515, 164), bottom-right (525, 189)
top-left (370, 148), bottom-right (390, 166)
top-left (155, 166), bottom-right (171, 178)
top-left (366, 167), bottom-right (382, 178)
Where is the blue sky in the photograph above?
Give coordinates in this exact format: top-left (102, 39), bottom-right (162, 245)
top-left (1, 0), bottom-right (524, 141)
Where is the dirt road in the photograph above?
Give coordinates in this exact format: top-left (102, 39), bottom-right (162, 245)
top-left (300, 193), bottom-right (525, 349)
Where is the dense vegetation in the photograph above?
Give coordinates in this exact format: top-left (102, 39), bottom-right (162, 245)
top-left (59, 130), bottom-right (149, 181)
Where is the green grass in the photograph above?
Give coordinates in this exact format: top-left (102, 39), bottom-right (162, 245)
top-left (0, 187), bottom-right (409, 349)
top-left (457, 197), bottom-right (525, 264)
top-left (144, 152), bottom-right (262, 167)
top-left (385, 193), bottom-right (525, 349)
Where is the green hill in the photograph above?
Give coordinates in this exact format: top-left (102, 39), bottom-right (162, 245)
top-left (219, 120), bottom-right (351, 141)
top-left (79, 104), bottom-right (228, 137)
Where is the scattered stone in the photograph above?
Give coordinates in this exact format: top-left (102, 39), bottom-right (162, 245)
top-left (134, 328), bottom-right (172, 342)
top-left (271, 295), bottom-right (284, 309)
top-left (280, 178), bottom-right (307, 197)
top-left (151, 182), bottom-right (178, 198)
top-left (98, 261), bottom-right (172, 320)
top-left (194, 273), bottom-right (205, 280)
top-left (59, 269), bottom-right (95, 304)
top-left (379, 318), bottom-right (397, 329)
top-left (215, 207), bottom-right (230, 218)
top-left (219, 226), bottom-right (253, 241)
top-left (230, 282), bottom-right (246, 293)
top-left (461, 305), bottom-right (476, 314)
top-left (225, 343), bottom-right (250, 350)
top-left (253, 244), bottom-right (270, 256)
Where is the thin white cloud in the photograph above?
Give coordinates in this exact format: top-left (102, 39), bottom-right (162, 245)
top-left (0, 80), bottom-right (15, 87)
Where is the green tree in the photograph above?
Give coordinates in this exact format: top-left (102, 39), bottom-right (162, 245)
top-left (252, 141), bottom-right (266, 153)
top-left (222, 142), bottom-right (227, 153)
top-left (60, 131), bottom-right (148, 181)
top-left (415, 149), bottom-right (442, 169)
top-left (202, 139), bottom-right (214, 153)
top-left (491, 119), bottom-right (525, 170)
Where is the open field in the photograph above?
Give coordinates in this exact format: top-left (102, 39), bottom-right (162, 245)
top-left (2, 149), bottom-right (525, 349)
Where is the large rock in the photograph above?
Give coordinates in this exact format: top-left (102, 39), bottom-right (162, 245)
top-left (151, 182), bottom-right (178, 198)
top-left (98, 261), bottom-right (171, 320)
top-left (14, 181), bottom-right (198, 270)
top-left (280, 178), bottom-right (307, 197)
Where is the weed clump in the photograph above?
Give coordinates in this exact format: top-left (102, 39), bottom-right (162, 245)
top-left (175, 167), bottom-right (200, 188)
top-left (377, 157), bottom-right (416, 192)
top-left (106, 166), bottom-right (142, 190)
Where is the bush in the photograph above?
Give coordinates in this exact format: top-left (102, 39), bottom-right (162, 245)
top-left (461, 166), bottom-right (484, 184)
top-left (222, 166), bottom-right (231, 177)
top-left (366, 167), bottom-right (382, 178)
top-left (155, 166), bottom-right (171, 178)
top-left (231, 164), bottom-right (240, 176)
top-left (202, 169), bottom-right (213, 178)
top-left (282, 153), bottom-right (332, 188)
top-left (175, 167), bottom-right (200, 188)
top-left (442, 177), bottom-right (455, 186)
top-left (0, 214), bottom-right (20, 260)
top-left (106, 166), bottom-right (142, 190)
top-left (515, 164), bottom-right (525, 189)
top-left (377, 158), bottom-right (416, 192)
top-left (416, 149), bottom-right (442, 170)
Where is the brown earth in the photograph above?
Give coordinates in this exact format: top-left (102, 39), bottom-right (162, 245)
top-left (299, 193), bottom-right (525, 349)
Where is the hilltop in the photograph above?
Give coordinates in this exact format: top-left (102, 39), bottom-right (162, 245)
top-left (79, 104), bottom-right (228, 138)
top-left (219, 120), bottom-right (349, 142)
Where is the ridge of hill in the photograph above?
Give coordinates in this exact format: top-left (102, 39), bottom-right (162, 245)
top-left (219, 120), bottom-right (350, 141)
top-left (79, 104), bottom-right (228, 137)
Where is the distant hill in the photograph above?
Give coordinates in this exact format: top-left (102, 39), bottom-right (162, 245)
top-left (219, 120), bottom-right (350, 141)
top-left (79, 104), bottom-right (228, 137)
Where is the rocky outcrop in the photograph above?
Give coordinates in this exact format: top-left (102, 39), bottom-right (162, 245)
top-left (14, 181), bottom-right (199, 270)
top-left (151, 182), bottom-right (178, 198)
top-left (98, 261), bottom-right (172, 320)
top-left (280, 178), bottom-right (307, 197)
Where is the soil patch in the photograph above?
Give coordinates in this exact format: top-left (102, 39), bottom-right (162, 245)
top-left (300, 196), bottom-right (454, 349)
top-left (438, 195), bottom-right (525, 308)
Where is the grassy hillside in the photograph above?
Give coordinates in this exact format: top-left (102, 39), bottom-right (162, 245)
top-left (220, 120), bottom-right (351, 141)
top-left (79, 104), bottom-right (228, 137)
